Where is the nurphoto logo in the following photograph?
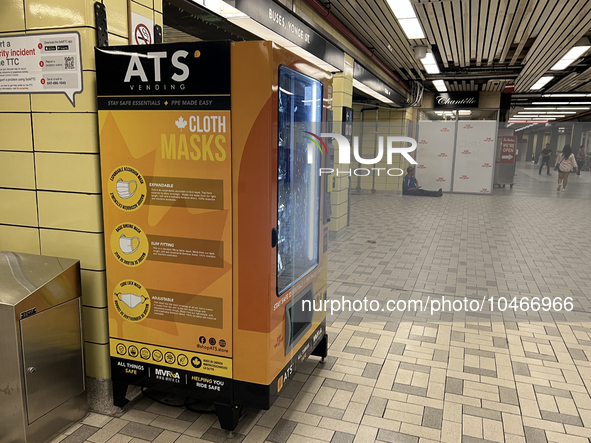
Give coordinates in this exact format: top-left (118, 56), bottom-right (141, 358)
top-left (309, 132), bottom-right (418, 177)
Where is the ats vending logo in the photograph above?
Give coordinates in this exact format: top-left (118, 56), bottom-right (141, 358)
top-left (417, 164), bottom-right (426, 169)
top-left (438, 153), bottom-right (448, 157)
top-left (484, 137), bottom-right (494, 142)
top-left (436, 177), bottom-right (446, 182)
top-left (124, 49), bottom-right (190, 89)
top-left (419, 140), bottom-right (428, 144)
top-left (461, 150), bottom-right (471, 155)
top-left (480, 188), bottom-right (490, 193)
top-left (463, 124), bottom-right (473, 129)
top-left (310, 132), bottom-right (418, 178)
top-left (460, 175), bottom-right (469, 180)
top-left (482, 163), bottom-right (492, 168)
top-left (440, 128), bottom-right (450, 132)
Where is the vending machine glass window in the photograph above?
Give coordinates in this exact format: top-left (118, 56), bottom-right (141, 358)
top-left (277, 66), bottom-right (323, 295)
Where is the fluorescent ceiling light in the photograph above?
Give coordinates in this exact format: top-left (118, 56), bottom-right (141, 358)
top-left (550, 46), bottom-right (590, 70)
top-left (543, 94), bottom-right (586, 97)
top-left (565, 102), bottom-right (591, 105)
top-left (551, 60), bottom-right (572, 71)
top-left (459, 110), bottom-right (471, 115)
top-left (388, 0), bottom-right (416, 19)
top-left (530, 76), bottom-right (553, 90)
top-left (387, 0), bottom-right (425, 39)
top-left (524, 107), bottom-right (556, 110)
top-left (532, 102), bottom-right (568, 105)
top-left (432, 80), bottom-right (447, 92)
top-left (557, 107), bottom-right (590, 110)
top-left (421, 52), bottom-right (439, 74)
top-left (398, 18), bottom-right (425, 39)
top-left (518, 111), bottom-right (576, 114)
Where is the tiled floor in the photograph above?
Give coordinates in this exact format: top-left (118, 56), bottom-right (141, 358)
top-left (53, 162), bottom-right (591, 443)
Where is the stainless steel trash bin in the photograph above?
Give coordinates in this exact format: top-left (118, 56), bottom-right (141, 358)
top-left (0, 252), bottom-right (87, 443)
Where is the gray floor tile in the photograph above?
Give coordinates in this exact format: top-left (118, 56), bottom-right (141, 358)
top-left (365, 396), bottom-right (387, 417)
top-left (266, 419), bottom-right (298, 443)
top-left (445, 377), bottom-right (463, 395)
top-left (119, 423), bottom-right (163, 441)
top-left (539, 410), bottom-right (583, 426)
top-left (61, 425), bottom-right (100, 443)
top-left (524, 426), bottom-right (548, 443)
top-left (421, 407), bottom-right (443, 430)
top-left (376, 429), bottom-right (418, 443)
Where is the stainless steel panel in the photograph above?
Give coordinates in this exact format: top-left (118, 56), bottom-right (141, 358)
top-left (0, 252), bottom-right (78, 308)
top-left (27, 391), bottom-right (87, 443)
top-left (20, 299), bottom-right (84, 424)
top-left (494, 163), bottom-right (515, 186)
top-left (0, 307), bottom-right (26, 443)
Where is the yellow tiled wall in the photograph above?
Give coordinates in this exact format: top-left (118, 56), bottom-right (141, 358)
top-left (329, 55), bottom-right (353, 235)
top-left (352, 105), bottom-right (415, 193)
top-left (0, 0), bottom-right (159, 411)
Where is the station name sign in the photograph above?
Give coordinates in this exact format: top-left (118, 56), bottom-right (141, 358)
top-left (434, 92), bottom-right (479, 109)
top-left (234, 0), bottom-right (344, 71)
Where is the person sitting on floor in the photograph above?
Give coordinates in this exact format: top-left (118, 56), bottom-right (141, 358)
top-left (403, 166), bottom-right (443, 197)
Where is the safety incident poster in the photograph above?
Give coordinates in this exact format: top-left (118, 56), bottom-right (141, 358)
top-left (96, 42), bottom-right (232, 394)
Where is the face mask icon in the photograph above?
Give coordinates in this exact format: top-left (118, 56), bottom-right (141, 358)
top-left (119, 234), bottom-right (140, 254)
top-left (115, 292), bottom-right (147, 309)
top-left (116, 179), bottom-right (137, 199)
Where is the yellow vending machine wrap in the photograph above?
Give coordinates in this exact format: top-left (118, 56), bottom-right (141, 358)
top-left (96, 40), bottom-right (331, 430)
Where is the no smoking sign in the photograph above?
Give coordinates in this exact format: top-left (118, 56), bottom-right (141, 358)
top-left (130, 12), bottom-right (154, 46)
top-left (135, 23), bottom-right (151, 45)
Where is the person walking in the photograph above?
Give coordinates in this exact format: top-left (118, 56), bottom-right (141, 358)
top-left (539, 144), bottom-right (553, 176)
top-left (555, 144), bottom-right (578, 192)
top-left (403, 166), bottom-right (442, 197)
top-left (576, 145), bottom-right (586, 176)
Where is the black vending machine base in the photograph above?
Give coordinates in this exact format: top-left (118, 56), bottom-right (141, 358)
top-left (110, 332), bottom-right (329, 431)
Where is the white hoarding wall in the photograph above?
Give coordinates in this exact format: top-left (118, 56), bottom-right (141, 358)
top-left (416, 121), bottom-right (456, 192)
top-left (452, 121), bottom-right (496, 194)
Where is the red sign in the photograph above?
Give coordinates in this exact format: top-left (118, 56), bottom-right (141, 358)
top-left (135, 24), bottom-right (152, 45)
top-left (499, 136), bottom-right (516, 164)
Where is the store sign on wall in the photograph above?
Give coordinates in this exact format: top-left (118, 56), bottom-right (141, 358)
top-left (434, 92), bottom-right (479, 109)
top-left (0, 32), bottom-right (83, 105)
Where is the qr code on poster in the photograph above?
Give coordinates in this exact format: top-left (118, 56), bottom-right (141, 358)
top-left (64, 56), bottom-right (75, 70)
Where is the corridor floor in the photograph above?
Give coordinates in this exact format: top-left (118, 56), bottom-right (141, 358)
top-left (52, 163), bottom-right (591, 443)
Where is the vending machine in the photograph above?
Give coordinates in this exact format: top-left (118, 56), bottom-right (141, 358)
top-left (96, 41), bottom-right (331, 430)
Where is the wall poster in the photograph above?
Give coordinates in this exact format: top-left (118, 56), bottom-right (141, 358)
top-left (96, 42), bottom-right (233, 397)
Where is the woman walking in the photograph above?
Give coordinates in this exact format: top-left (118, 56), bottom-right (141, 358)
top-left (555, 144), bottom-right (578, 192)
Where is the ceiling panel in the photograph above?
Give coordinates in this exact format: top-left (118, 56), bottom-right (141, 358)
top-left (318, 0), bottom-right (591, 94)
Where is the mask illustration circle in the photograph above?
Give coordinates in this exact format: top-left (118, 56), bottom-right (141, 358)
top-left (116, 178), bottom-right (137, 199)
top-left (108, 166), bottom-right (147, 212)
top-left (110, 222), bottom-right (149, 267)
top-left (113, 280), bottom-right (150, 323)
top-left (119, 234), bottom-right (140, 254)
